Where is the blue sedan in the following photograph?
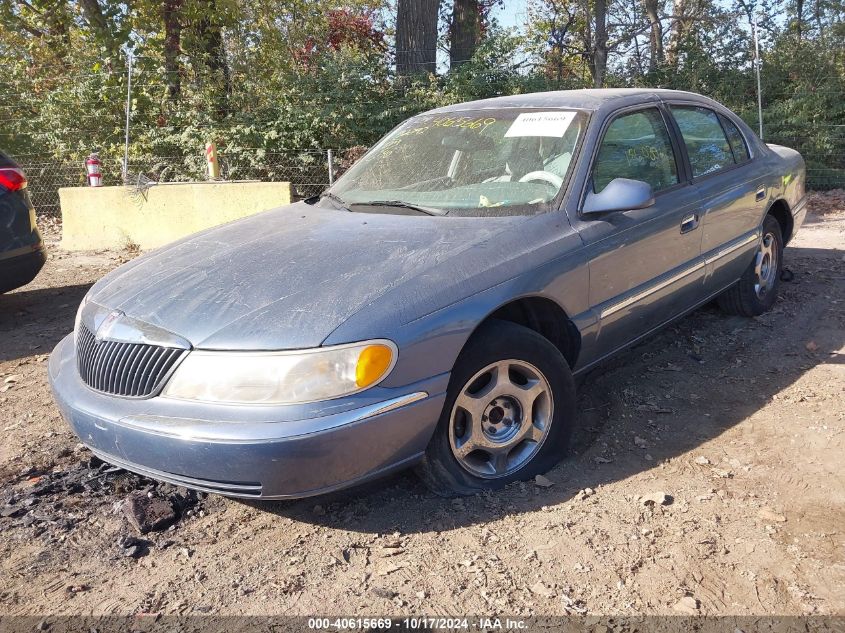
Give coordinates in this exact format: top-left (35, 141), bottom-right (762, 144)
top-left (49, 89), bottom-right (807, 498)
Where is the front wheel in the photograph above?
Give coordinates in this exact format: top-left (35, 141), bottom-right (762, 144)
top-left (717, 215), bottom-right (784, 317)
top-left (415, 320), bottom-right (576, 497)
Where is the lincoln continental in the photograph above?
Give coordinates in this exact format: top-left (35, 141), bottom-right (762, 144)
top-left (50, 89), bottom-right (806, 498)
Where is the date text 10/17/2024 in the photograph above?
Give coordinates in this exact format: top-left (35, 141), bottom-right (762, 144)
top-left (308, 618), bottom-right (529, 630)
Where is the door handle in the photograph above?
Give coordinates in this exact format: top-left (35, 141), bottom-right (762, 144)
top-left (680, 213), bottom-right (699, 234)
top-left (755, 186), bottom-right (766, 201)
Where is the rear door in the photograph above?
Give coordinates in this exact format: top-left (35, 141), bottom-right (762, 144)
top-left (570, 105), bottom-right (705, 362)
top-left (667, 104), bottom-right (762, 292)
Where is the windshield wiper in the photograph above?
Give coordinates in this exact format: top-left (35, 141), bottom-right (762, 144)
top-left (320, 191), bottom-right (350, 209)
top-left (350, 200), bottom-right (447, 216)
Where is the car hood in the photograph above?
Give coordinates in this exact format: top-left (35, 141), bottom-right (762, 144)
top-left (86, 202), bottom-right (529, 349)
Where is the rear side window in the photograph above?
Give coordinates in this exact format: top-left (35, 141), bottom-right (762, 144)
top-left (671, 106), bottom-right (735, 177)
top-left (718, 114), bottom-right (750, 163)
top-left (592, 108), bottom-right (679, 193)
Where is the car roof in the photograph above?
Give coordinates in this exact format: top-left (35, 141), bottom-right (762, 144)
top-left (429, 88), bottom-right (714, 114)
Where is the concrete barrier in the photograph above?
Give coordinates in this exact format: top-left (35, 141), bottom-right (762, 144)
top-left (58, 181), bottom-right (292, 251)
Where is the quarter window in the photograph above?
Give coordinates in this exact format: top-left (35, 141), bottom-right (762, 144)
top-left (592, 108), bottom-right (679, 194)
top-left (718, 114), bottom-right (750, 163)
top-left (672, 106), bottom-right (735, 177)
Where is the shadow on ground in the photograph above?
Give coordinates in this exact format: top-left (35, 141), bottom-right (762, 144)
top-left (247, 244), bottom-right (844, 533)
top-left (0, 282), bottom-right (92, 362)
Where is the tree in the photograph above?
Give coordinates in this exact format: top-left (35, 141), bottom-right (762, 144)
top-left (162, 0), bottom-right (184, 100)
top-left (450, 0), bottom-right (482, 68)
top-left (643, 0), bottom-right (664, 70)
top-left (395, 0), bottom-right (440, 76)
top-left (591, 0), bottom-right (609, 86)
top-left (526, 0), bottom-right (617, 87)
top-left (78, 0), bottom-right (120, 56)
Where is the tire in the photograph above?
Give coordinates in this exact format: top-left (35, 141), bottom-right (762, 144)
top-left (717, 215), bottom-right (784, 317)
top-left (415, 319), bottom-right (576, 497)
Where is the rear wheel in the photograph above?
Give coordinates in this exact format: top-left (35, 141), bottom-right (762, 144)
top-left (416, 320), bottom-right (576, 496)
top-left (717, 215), bottom-right (784, 317)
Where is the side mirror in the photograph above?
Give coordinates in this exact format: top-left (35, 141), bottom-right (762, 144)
top-left (582, 177), bottom-right (655, 214)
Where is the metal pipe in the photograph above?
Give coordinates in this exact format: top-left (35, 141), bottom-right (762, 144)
top-left (753, 13), bottom-right (764, 140)
top-left (123, 52), bottom-right (134, 181)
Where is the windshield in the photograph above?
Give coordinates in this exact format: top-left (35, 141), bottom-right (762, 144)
top-left (327, 108), bottom-right (588, 217)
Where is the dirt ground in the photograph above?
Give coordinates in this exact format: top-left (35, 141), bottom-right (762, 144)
top-left (0, 195), bottom-right (843, 617)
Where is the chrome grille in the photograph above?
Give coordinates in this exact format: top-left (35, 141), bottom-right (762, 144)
top-left (76, 323), bottom-right (187, 397)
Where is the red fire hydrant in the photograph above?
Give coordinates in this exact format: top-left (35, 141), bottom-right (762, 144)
top-left (86, 153), bottom-right (102, 187)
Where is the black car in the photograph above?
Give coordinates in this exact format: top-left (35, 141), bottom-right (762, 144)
top-left (0, 151), bottom-right (45, 293)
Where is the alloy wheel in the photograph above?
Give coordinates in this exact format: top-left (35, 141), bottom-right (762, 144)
top-left (449, 359), bottom-right (554, 479)
top-left (754, 232), bottom-right (778, 299)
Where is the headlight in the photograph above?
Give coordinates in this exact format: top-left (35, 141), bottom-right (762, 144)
top-left (162, 340), bottom-right (397, 405)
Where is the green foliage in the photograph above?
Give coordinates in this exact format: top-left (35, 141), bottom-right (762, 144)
top-left (0, 0), bottom-right (843, 190)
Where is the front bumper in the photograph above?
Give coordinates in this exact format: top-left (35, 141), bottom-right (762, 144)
top-left (49, 334), bottom-right (448, 499)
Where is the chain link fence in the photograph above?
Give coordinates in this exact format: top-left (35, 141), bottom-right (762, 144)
top-left (15, 149), bottom-right (368, 216)
top-left (16, 129), bottom-right (843, 218)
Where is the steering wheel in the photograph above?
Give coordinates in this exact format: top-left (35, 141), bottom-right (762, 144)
top-left (518, 170), bottom-right (564, 190)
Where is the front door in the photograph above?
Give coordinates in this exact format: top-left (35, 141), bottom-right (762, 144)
top-left (571, 105), bottom-right (705, 362)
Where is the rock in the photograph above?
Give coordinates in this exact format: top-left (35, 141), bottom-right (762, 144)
top-left (0, 505), bottom-right (23, 518)
top-left (805, 340), bottom-right (818, 352)
top-left (122, 491), bottom-right (177, 534)
top-left (641, 491), bottom-right (672, 506)
top-left (673, 596), bottom-right (699, 614)
top-left (530, 581), bottom-right (555, 597)
top-left (379, 546), bottom-right (404, 557)
top-left (757, 507), bottom-right (787, 523)
top-left (377, 562), bottom-right (407, 576)
top-left (534, 474), bottom-right (555, 488)
top-left (371, 587), bottom-right (397, 599)
top-left (415, 591), bottom-right (426, 599)
top-left (694, 456), bottom-right (711, 465)
top-left (634, 436), bottom-right (648, 448)
top-left (575, 488), bottom-right (595, 501)
top-left (119, 535), bottom-right (150, 558)
top-left (4, 375), bottom-right (22, 384)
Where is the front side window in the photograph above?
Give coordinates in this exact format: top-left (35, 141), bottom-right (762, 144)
top-left (672, 106), bottom-right (735, 177)
top-left (718, 114), bottom-right (750, 163)
top-left (328, 108), bottom-right (588, 217)
top-left (592, 108), bottom-right (679, 194)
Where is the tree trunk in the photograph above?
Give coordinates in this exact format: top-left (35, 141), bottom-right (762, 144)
top-left (666, 0), bottom-right (686, 66)
top-left (592, 0), bottom-right (608, 87)
top-left (580, 0), bottom-right (593, 81)
top-left (396, 0), bottom-right (440, 76)
top-left (162, 0), bottom-right (183, 100)
top-left (643, 0), bottom-right (664, 71)
top-left (450, 0), bottom-right (481, 69)
top-left (194, 0), bottom-right (231, 114)
top-left (795, 0), bottom-right (804, 40)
